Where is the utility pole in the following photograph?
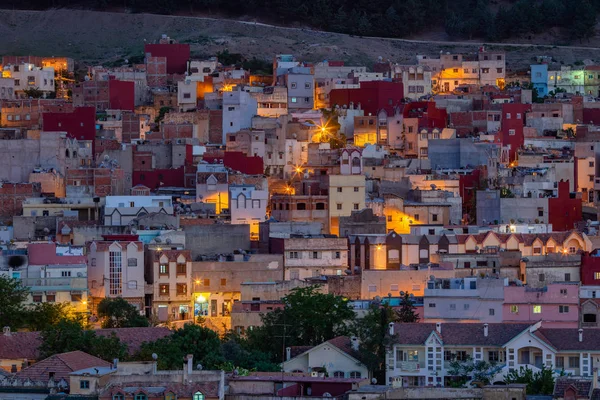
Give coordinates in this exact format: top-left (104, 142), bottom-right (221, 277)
top-left (274, 309), bottom-right (291, 393)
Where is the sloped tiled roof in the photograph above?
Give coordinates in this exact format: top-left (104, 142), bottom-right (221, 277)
top-left (105, 382), bottom-right (219, 398)
top-left (15, 351), bottom-right (110, 382)
top-left (0, 331), bottom-right (41, 359)
top-left (391, 323), bottom-right (531, 347)
top-left (553, 378), bottom-right (592, 399)
top-left (0, 327), bottom-right (171, 360)
top-left (327, 336), bottom-right (363, 362)
top-left (95, 327), bottom-right (171, 354)
top-left (536, 328), bottom-right (600, 351)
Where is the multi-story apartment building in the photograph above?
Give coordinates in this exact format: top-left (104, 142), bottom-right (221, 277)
top-left (2, 63), bottom-right (55, 98)
top-left (229, 184), bottom-right (268, 241)
top-left (503, 283), bottom-right (580, 328)
top-left (278, 66), bottom-right (314, 111)
top-left (222, 89), bottom-right (257, 143)
top-left (144, 247), bottom-right (192, 322)
top-left (104, 195), bottom-right (173, 226)
top-left (271, 236), bottom-right (349, 280)
top-left (1, 243), bottom-right (88, 313)
top-left (87, 237), bottom-right (145, 312)
top-left (424, 277), bottom-right (507, 323)
top-left (328, 174), bottom-right (366, 236)
top-left (192, 254), bottom-right (284, 333)
top-left (387, 322), bottom-right (600, 387)
top-left (420, 50), bottom-right (505, 93)
top-left (196, 163), bottom-right (229, 214)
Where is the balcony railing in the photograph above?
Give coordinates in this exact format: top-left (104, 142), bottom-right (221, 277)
top-left (19, 277), bottom-right (87, 291)
top-left (396, 361), bottom-right (420, 372)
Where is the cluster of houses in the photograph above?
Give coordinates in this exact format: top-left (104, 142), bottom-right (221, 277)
top-left (4, 35), bottom-right (600, 398)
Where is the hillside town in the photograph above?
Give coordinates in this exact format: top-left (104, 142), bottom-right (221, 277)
top-left (4, 35), bottom-right (600, 400)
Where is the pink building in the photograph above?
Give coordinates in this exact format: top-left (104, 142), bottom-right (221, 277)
top-left (503, 283), bottom-right (580, 328)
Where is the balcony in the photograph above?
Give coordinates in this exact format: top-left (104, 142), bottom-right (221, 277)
top-left (396, 361), bottom-right (421, 372)
top-left (19, 277), bottom-right (87, 291)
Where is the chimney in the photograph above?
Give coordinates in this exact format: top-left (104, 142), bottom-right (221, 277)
top-left (484, 324), bottom-right (489, 337)
top-left (436, 322), bottom-right (442, 335)
top-left (286, 347), bottom-right (291, 361)
top-left (594, 365), bottom-right (599, 390)
top-left (579, 329), bottom-right (583, 342)
top-left (351, 336), bottom-right (359, 351)
top-left (388, 322), bottom-right (395, 336)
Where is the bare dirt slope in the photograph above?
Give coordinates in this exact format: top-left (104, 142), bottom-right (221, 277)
top-left (2, 9), bottom-right (600, 70)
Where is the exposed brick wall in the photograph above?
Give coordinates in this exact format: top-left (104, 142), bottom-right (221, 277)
top-left (122, 112), bottom-right (141, 143)
top-left (209, 110), bottom-right (223, 144)
top-left (146, 56), bottom-right (167, 88)
top-left (133, 152), bottom-right (153, 171)
top-left (162, 123), bottom-right (193, 140)
top-left (0, 182), bottom-right (41, 218)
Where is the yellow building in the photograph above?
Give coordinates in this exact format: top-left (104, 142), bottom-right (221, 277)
top-left (328, 174), bottom-right (366, 236)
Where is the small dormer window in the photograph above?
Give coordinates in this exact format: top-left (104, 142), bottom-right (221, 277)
top-left (135, 394), bottom-right (147, 400)
top-left (165, 393), bottom-right (176, 400)
top-left (113, 394), bottom-right (124, 400)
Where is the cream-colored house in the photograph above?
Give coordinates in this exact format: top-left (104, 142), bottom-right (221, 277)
top-left (329, 174), bottom-right (366, 236)
top-left (283, 336), bottom-right (369, 379)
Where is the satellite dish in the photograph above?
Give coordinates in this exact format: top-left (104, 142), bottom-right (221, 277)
top-left (371, 378), bottom-right (377, 384)
top-left (399, 291), bottom-right (405, 296)
top-left (152, 353), bottom-right (158, 360)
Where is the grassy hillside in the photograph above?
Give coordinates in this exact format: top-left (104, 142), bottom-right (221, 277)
top-left (1, 9), bottom-right (600, 71)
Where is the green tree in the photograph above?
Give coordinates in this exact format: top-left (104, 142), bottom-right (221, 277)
top-left (0, 276), bottom-right (29, 330)
top-left (23, 87), bottom-right (44, 99)
top-left (220, 331), bottom-right (280, 371)
top-left (352, 304), bottom-right (397, 383)
top-left (447, 355), bottom-right (498, 387)
top-left (505, 365), bottom-right (558, 395)
top-left (97, 297), bottom-right (149, 328)
top-left (136, 324), bottom-right (224, 370)
top-left (26, 302), bottom-right (76, 331)
top-left (39, 319), bottom-right (127, 361)
top-left (247, 286), bottom-right (355, 361)
top-left (396, 292), bottom-right (420, 322)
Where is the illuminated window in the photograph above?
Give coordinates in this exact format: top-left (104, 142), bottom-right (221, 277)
top-left (510, 305), bottom-right (519, 313)
top-left (533, 305), bottom-right (542, 314)
top-left (165, 393), bottom-right (176, 400)
top-left (595, 272), bottom-right (600, 280)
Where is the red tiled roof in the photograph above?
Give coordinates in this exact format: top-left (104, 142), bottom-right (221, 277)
top-left (0, 327), bottom-right (171, 360)
top-left (553, 378), bottom-right (592, 399)
top-left (327, 336), bottom-right (362, 362)
top-left (536, 328), bottom-right (600, 351)
top-left (105, 382), bottom-right (220, 398)
top-left (391, 323), bottom-right (531, 346)
top-left (89, 241), bottom-right (144, 252)
top-left (0, 331), bottom-right (41, 360)
top-left (15, 351), bottom-right (110, 382)
top-left (95, 327), bottom-right (171, 354)
top-left (151, 249), bottom-right (191, 262)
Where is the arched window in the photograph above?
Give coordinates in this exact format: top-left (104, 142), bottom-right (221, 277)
top-left (113, 394), bottom-right (124, 400)
top-left (65, 149), bottom-right (70, 158)
top-left (73, 150), bottom-right (77, 158)
top-left (165, 393), bottom-right (176, 400)
top-left (350, 371), bottom-right (362, 379)
top-left (333, 371), bottom-right (344, 378)
top-left (193, 392), bottom-right (204, 400)
top-left (135, 394), bottom-right (147, 400)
